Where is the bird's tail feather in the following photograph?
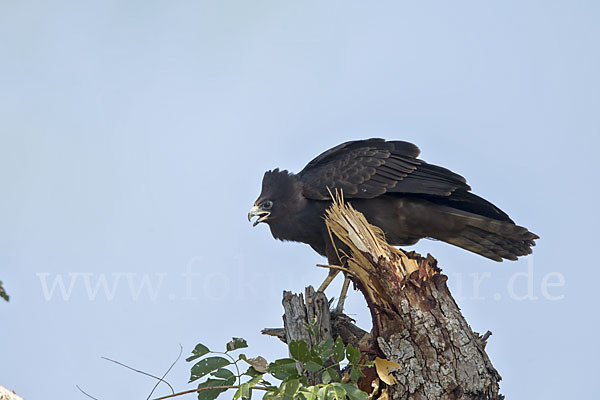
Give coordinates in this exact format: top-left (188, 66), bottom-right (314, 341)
top-left (435, 211), bottom-right (538, 262)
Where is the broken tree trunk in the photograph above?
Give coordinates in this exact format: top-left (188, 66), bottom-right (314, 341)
top-left (322, 195), bottom-right (503, 400)
top-left (264, 195), bottom-right (503, 399)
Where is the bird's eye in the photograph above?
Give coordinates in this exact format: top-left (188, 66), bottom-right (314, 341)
top-left (262, 201), bottom-right (273, 209)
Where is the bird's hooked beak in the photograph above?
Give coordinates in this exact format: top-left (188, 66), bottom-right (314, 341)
top-left (248, 204), bottom-right (271, 227)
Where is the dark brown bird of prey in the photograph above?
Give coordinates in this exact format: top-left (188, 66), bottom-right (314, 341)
top-left (248, 139), bottom-right (538, 308)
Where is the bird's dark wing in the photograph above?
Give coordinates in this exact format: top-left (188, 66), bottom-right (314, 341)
top-left (298, 138), bottom-right (470, 199)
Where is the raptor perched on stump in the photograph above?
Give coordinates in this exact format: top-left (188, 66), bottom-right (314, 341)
top-left (249, 138), bottom-right (537, 266)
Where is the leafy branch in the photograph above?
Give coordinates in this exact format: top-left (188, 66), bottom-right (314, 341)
top-left (171, 336), bottom-right (372, 400)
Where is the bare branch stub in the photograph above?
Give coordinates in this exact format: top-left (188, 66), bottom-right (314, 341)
top-left (281, 286), bottom-right (334, 385)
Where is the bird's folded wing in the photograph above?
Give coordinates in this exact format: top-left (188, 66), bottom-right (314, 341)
top-left (298, 139), bottom-right (470, 200)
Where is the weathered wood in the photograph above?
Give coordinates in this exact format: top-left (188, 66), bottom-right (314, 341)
top-left (260, 327), bottom-right (286, 343)
top-left (263, 310), bottom-right (371, 348)
top-left (0, 386), bottom-right (23, 400)
top-left (281, 286), bottom-right (333, 347)
top-left (330, 311), bottom-right (372, 350)
top-left (281, 286), bottom-right (334, 385)
top-left (323, 196), bottom-right (503, 400)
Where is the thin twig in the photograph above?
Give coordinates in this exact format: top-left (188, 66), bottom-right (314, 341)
top-left (151, 385), bottom-right (268, 400)
top-left (76, 385), bottom-right (99, 400)
top-left (146, 344), bottom-right (182, 400)
top-left (101, 356), bottom-right (175, 394)
top-left (316, 264), bottom-right (356, 277)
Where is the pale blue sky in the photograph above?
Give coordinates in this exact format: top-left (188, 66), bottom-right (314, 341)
top-left (1, 1), bottom-right (599, 399)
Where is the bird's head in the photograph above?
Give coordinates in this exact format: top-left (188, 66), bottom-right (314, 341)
top-left (248, 169), bottom-right (304, 227)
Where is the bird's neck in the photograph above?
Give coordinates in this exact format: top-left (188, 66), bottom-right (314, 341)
top-left (268, 200), bottom-right (329, 245)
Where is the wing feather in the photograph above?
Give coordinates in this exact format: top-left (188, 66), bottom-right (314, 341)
top-left (298, 139), bottom-right (470, 200)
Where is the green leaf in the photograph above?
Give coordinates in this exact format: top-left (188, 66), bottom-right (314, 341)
top-left (190, 357), bottom-right (231, 382)
top-left (317, 386), bottom-right (329, 400)
top-left (244, 366), bottom-right (261, 378)
top-left (233, 375), bottom-right (262, 400)
top-left (237, 374), bottom-right (263, 399)
top-left (303, 360), bottom-right (322, 373)
top-left (333, 337), bottom-right (345, 362)
top-left (262, 391), bottom-right (277, 400)
top-left (283, 378), bottom-right (300, 396)
top-left (319, 338), bottom-right (334, 352)
top-left (186, 343), bottom-right (211, 362)
top-left (315, 338), bottom-right (335, 363)
top-left (268, 358), bottom-right (299, 381)
top-left (299, 385), bottom-right (319, 400)
top-left (326, 368), bottom-right (340, 383)
top-left (289, 340), bottom-right (310, 362)
top-left (340, 384), bottom-right (368, 400)
top-left (307, 351), bottom-right (324, 367)
top-left (321, 368), bottom-right (341, 385)
top-left (321, 369), bottom-right (332, 385)
top-left (233, 383), bottom-right (250, 400)
top-left (233, 383), bottom-right (249, 400)
top-left (227, 337), bottom-right (248, 352)
top-left (321, 349), bottom-right (335, 363)
top-left (196, 377), bottom-right (235, 400)
top-left (330, 383), bottom-right (347, 400)
top-left (247, 374), bottom-right (263, 387)
top-left (350, 366), bottom-right (363, 383)
top-left (211, 368), bottom-right (235, 380)
top-left (346, 344), bottom-right (361, 365)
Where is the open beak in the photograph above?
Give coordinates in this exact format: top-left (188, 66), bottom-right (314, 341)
top-left (248, 205), bottom-right (271, 227)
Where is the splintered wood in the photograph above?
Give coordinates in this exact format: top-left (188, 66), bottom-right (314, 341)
top-left (324, 193), bottom-right (436, 313)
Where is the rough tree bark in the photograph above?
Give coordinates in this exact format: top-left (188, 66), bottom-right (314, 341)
top-left (265, 196), bottom-right (503, 400)
top-left (280, 287), bottom-right (334, 385)
top-left (281, 287), bottom-right (333, 348)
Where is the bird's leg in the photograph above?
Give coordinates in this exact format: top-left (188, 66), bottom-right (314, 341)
top-left (335, 274), bottom-right (351, 313)
top-left (317, 269), bottom-right (340, 293)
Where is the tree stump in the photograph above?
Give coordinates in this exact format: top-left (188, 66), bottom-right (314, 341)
top-left (323, 195), bottom-right (503, 400)
top-left (281, 286), bottom-right (333, 348)
top-left (277, 287), bottom-right (335, 385)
